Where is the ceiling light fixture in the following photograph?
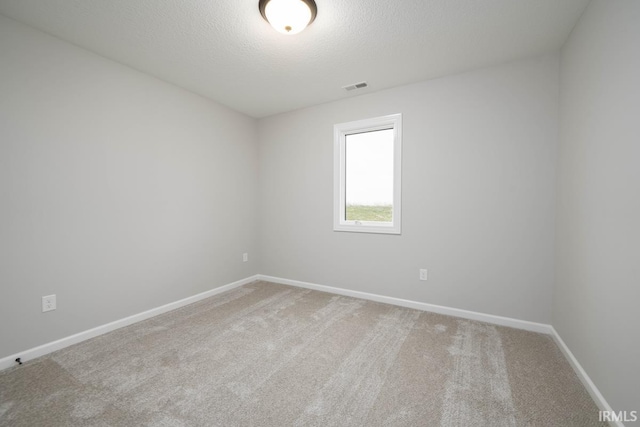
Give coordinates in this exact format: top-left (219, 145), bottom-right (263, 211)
top-left (259, 0), bottom-right (317, 35)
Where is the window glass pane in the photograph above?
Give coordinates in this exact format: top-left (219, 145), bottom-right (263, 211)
top-left (345, 129), bottom-right (394, 222)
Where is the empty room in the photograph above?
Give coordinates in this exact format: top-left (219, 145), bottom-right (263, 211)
top-left (0, 0), bottom-right (638, 425)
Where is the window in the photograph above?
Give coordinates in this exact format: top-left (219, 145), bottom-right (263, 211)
top-left (334, 114), bottom-right (402, 234)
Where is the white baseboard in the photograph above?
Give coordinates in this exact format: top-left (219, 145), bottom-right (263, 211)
top-left (0, 275), bottom-right (259, 371)
top-left (257, 274), bottom-right (553, 334)
top-left (550, 327), bottom-right (621, 427)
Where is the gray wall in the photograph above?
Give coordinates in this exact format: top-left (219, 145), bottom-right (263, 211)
top-left (0, 15), bottom-right (259, 359)
top-left (555, 0), bottom-right (640, 413)
top-left (258, 55), bottom-right (559, 324)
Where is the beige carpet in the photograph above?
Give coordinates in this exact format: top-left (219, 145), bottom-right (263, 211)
top-left (0, 281), bottom-right (604, 426)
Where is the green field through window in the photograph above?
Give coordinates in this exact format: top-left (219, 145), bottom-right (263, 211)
top-left (346, 205), bottom-right (392, 222)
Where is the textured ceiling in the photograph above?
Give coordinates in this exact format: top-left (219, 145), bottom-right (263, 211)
top-left (0, 0), bottom-right (589, 118)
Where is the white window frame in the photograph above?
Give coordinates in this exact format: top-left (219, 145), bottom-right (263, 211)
top-left (333, 113), bottom-right (402, 234)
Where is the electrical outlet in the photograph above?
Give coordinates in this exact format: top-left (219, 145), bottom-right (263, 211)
top-left (42, 294), bottom-right (56, 312)
top-left (243, 253), bottom-right (248, 262)
top-left (419, 269), bottom-right (428, 281)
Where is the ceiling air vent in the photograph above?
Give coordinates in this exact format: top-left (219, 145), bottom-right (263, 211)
top-left (342, 81), bottom-right (368, 91)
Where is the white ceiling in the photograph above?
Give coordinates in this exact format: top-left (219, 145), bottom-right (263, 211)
top-left (0, 0), bottom-right (589, 118)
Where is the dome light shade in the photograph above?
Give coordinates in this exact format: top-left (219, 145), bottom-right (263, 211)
top-left (259, 0), bottom-right (317, 35)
